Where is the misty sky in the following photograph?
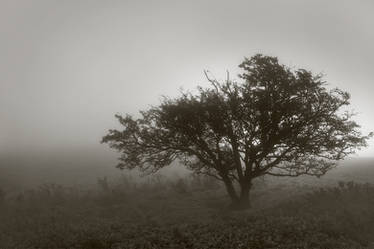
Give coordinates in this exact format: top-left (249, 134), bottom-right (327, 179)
top-left (1, 0), bottom-right (373, 157)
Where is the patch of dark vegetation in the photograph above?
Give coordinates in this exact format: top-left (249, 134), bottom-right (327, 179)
top-left (1, 174), bottom-right (374, 248)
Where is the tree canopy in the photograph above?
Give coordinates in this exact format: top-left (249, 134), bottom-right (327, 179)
top-left (102, 54), bottom-right (372, 208)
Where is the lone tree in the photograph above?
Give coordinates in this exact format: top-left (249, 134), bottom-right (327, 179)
top-left (102, 54), bottom-right (371, 209)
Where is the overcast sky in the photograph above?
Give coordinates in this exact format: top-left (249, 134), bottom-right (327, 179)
top-left (1, 0), bottom-right (373, 157)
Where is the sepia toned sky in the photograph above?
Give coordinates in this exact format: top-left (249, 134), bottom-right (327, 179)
top-left (1, 0), bottom-right (373, 157)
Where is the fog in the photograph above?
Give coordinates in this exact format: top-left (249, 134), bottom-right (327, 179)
top-left (2, 2), bottom-right (374, 247)
top-left (1, 0), bottom-right (373, 167)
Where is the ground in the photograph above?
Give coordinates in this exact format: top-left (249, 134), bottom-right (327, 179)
top-left (1, 158), bottom-right (374, 248)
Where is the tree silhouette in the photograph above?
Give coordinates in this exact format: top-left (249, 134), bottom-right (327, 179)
top-left (102, 54), bottom-right (372, 209)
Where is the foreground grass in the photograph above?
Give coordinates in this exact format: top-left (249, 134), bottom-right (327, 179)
top-left (1, 175), bottom-right (374, 249)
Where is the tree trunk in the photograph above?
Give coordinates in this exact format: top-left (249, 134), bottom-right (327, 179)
top-left (221, 176), bottom-right (239, 204)
top-left (238, 181), bottom-right (251, 209)
top-left (221, 175), bottom-right (253, 209)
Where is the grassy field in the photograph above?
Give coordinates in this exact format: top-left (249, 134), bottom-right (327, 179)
top-left (1, 156), bottom-right (374, 248)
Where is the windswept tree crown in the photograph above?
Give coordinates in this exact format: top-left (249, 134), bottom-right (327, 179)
top-left (102, 54), bottom-right (371, 182)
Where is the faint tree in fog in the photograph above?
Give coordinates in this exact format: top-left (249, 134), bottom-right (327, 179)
top-left (102, 54), bottom-right (372, 209)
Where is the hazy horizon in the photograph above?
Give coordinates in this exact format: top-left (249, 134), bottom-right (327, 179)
top-left (1, 0), bottom-right (373, 158)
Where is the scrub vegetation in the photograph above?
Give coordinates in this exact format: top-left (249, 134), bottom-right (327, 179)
top-left (1, 162), bottom-right (374, 249)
